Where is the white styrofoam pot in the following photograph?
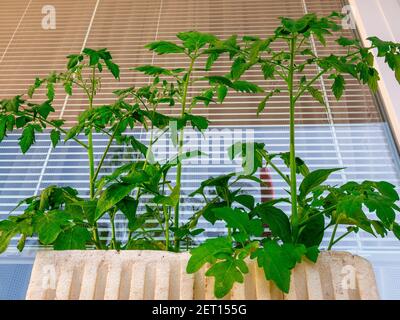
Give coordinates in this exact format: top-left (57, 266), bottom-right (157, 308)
top-left (26, 250), bottom-right (379, 300)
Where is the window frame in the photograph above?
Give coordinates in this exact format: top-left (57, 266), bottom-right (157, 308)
top-left (349, 0), bottom-right (400, 151)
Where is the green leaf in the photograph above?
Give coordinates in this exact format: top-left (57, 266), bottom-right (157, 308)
top-left (64, 81), bottom-right (72, 95)
top-left (28, 78), bottom-right (43, 97)
top-left (95, 183), bottom-right (136, 220)
top-left (393, 223), bottom-right (400, 240)
top-left (232, 80), bottom-right (263, 93)
top-left (117, 196), bottom-right (138, 230)
top-left (0, 220), bottom-right (18, 254)
top-left (187, 237), bottom-right (233, 273)
top-left (279, 152), bottom-right (309, 177)
top-left (50, 129), bottom-right (61, 148)
top-left (189, 173), bottom-right (235, 197)
top-left (46, 82), bottom-right (55, 101)
top-left (15, 116), bottom-right (28, 129)
top-left (298, 212), bottom-right (325, 247)
top-left (192, 93), bottom-right (214, 107)
top-left (0, 116), bottom-right (7, 143)
top-left (188, 114), bottom-right (209, 131)
top-left (81, 200), bottom-right (97, 225)
top-left (1, 95), bottom-right (24, 113)
top-left (165, 150), bottom-right (205, 169)
top-left (205, 52), bottom-right (219, 71)
top-left (366, 67), bottom-right (380, 92)
top-left (376, 181), bottom-right (399, 202)
top-left (17, 234), bottom-right (27, 252)
top-left (336, 195), bottom-right (374, 233)
top-left (371, 220), bottom-right (387, 238)
top-left (331, 74), bottom-right (345, 100)
top-left (66, 54), bottom-right (83, 69)
top-left (18, 125), bottom-right (35, 154)
top-left (35, 210), bottom-right (71, 244)
top-left (177, 31), bottom-right (217, 52)
top-left (120, 168), bottom-right (150, 185)
top-left (105, 59), bottom-right (120, 79)
top-left (281, 17), bottom-right (297, 33)
top-left (214, 207), bottom-right (263, 243)
top-left (368, 199), bottom-right (396, 227)
top-left (37, 101), bottom-right (55, 119)
top-left (194, 201), bottom-right (227, 225)
top-left (253, 239), bottom-right (293, 293)
top-left (234, 194), bottom-right (255, 210)
top-left (368, 36), bottom-right (391, 57)
top-left (217, 85), bottom-right (228, 103)
top-left (337, 37), bottom-right (358, 47)
top-left (53, 226), bottom-right (91, 250)
top-left (255, 204), bottom-right (292, 243)
top-left (82, 48), bottom-right (100, 65)
top-left (205, 75), bottom-right (233, 87)
top-left (227, 142), bottom-right (264, 174)
top-left (307, 86), bottom-right (326, 106)
top-left (261, 62), bottom-right (275, 80)
top-left (145, 41), bottom-right (185, 55)
top-left (282, 243), bottom-right (307, 264)
top-left (206, 258), bottom-right (246, 299)
top-left (305, 246), bottom-right (320, 262)
top-left (153, 185), bottom-right (180, 207)
top-left (257, 90), bottom-right (279, 115)
top-left (134, 65), bottom-right (171, 76)
top-left (394, 55), bottom-right (400, 84)
top-left (313, 29), bottom-right (329, 46)
top-left (130, 136), bottom-right (148, 156)
top-left (179, 113), bottom-right (209, 131)
top-left (231, 57), bottom-right (248, 80)
top-left (98, 162), bottom-right (138, 185)
top-left (299, 168), bottom-right (343, 198)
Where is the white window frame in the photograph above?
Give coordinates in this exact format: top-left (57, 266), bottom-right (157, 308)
top-left (349, 0), bottom-right (400, 149)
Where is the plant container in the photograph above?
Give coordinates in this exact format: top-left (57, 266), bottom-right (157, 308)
top-left (26, 250), bottom-right (379, 300)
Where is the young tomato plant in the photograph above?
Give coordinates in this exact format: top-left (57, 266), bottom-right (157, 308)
top-left (187, 12), bottom-right (400, 298)
top-left (0, 48), bottom-right (156, 251)
top-left (132, 31), bottom-right (263, 250)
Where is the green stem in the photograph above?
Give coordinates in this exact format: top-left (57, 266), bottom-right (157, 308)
top-left (329, 229), bottom-right (354, 248)
top-left (288, 36), bottom-right (299, 239)
top-left (296, 36), bottom-right (307, 53)
top-left (261, 150), bottom-right (290, 186)
top-left (88, 123), bottom-right (95, 197)
top-left (298, 206), bottom-right (335, 228)
top-left (174, 56), bottom-right (196, 252)
top-left (327, 220), bottom-right (340, 250)
top-left (92, 119), bottom-right (123, 183)
top-left (187, 197), bottom-right (219, 229)
top-left (87, 66), bottom-right (101, 248)
top-left (128, 104), bottom-right (156, 244)
top-left (164, 205), bottom-right (170, 251)
top-left (224, 189), bottom-right (232, 237)
top-left (294, 68), bottom-right (327, 102)
top-left (110, 211), bottom-right (117, 249)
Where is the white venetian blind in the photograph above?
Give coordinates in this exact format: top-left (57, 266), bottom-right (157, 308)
top-left (0, 0), bottom-right (399, 257)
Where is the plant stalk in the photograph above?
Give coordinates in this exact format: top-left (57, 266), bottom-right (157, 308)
top-left (164, 205), bottom-right (170, 251)
top-left (327, 220), bottom-right (340, 250)
top-left (110, 211), bottom-right (117, 249)
top-left (288, 36), bottom-right (299, 240)
top-left (87, 66), bottom-right (101, 248)
top-left (174, 56), bottom-right (195, 251)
